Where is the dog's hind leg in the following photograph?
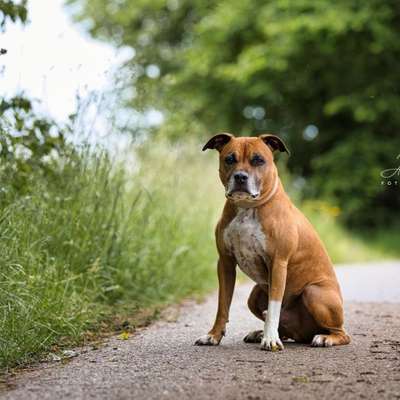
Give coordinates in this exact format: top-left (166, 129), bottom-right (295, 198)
top-left (244, 284), bottom-right (268, 343)
top-left (302, 283), bottom-right (351, 347)
top-left (247, 284), bottom-right (268, 320)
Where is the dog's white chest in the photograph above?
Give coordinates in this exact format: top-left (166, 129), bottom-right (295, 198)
top-left (223, 208), bottom-right (269, 285)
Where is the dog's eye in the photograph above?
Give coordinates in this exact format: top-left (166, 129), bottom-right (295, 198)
top-left (250, 155), bottom-right (265, 166)
top-left (225, 154), bottom-right (237, 165)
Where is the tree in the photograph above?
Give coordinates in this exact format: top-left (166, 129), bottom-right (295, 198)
top-left (0, 0), bottom-right (27, 30)
top-left (67, 0), bottom-right (400, 228)
top-left (0, 1), bottom-right (70, 198)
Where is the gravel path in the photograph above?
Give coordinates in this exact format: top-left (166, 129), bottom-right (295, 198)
top-left (2, 262), bottom-right (400, 400)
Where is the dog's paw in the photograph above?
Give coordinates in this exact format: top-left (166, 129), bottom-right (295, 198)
top-left (194, 334), bottom-right (221, 346)
top-left (311, 334), bottom-right (333, 347)
top-left (243, 330), bottom-right (263, 343)
top-left (260, 330), bottom-right (284, 351)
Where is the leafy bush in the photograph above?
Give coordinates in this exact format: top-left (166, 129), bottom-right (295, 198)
top-left (0, 96), bottom-right (69, 200)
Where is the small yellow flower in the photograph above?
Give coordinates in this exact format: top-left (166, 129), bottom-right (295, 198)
top-left (118, 332), bottom-right (130, 340)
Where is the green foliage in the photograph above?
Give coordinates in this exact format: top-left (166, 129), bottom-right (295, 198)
top-left (67, 0), bottom-right (400, 227)
top-left (0, 96), bottom-right (69, 198)
top-left (0, 0), bottom-right (27, 30)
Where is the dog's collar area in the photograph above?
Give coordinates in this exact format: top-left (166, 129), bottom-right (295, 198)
top-left (260, 175), bottom-right (279, 205)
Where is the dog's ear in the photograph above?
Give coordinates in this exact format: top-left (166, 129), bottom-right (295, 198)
top-left (202, 133), bottom-right (234, 152)
top-left (259, 134), bottom-right (290, 156)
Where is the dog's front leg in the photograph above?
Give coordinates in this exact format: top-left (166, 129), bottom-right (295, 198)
top-left (260, 257), bottom-right (287, 351)
top-left (195, 256), bottom-right (236, 346)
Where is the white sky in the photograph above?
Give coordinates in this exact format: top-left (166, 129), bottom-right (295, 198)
top-left (0, 0), bottom-right (129, 122)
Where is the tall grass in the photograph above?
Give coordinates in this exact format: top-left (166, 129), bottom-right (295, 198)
top-left (0, 139), bottom-right (397, 371)
top-left (0, 141), bottom-right (223, 371)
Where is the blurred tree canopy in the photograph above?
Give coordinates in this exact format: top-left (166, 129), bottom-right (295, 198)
top-left (69, 0), bottom-right (400, 227)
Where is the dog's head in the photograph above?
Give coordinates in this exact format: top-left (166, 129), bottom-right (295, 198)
top-left (203, 133), bottom-right (289, 206)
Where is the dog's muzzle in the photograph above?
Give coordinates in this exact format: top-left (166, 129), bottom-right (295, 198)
top-left (226, 171), bottom-right (260, 200)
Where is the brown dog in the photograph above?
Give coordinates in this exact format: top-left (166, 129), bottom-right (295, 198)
top-left (195, 133), bottom-right (350, 351)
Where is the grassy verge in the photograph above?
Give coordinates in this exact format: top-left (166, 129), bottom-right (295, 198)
top-left (0, 139), bottom-right (398, 372)
top-left (0, 141), bottom-right (222, 371)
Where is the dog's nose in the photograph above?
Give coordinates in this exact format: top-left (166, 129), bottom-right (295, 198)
top-left (234, 171), bottom-right (248, 184)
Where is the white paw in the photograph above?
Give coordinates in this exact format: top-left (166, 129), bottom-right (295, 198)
top-left (260, 330), bottom-right (284, 351)
top-left (311, 334), bottom-right (333, 347)
top-left (194, 334), bottom-right (220, 346)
